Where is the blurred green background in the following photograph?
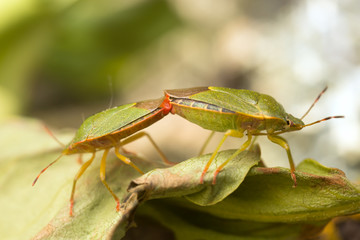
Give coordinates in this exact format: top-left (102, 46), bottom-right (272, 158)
top-left (0, 0), bottom-right (359, 177)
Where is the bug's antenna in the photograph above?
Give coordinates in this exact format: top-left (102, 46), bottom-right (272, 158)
top-left (301, 86), bottom-right (328, 120)
top-left (32, 154), bottom-right (64, 186)
top-left (302, 115), bottom-right (344, 128)
top-left (43, 124), bottom-right (65, 148)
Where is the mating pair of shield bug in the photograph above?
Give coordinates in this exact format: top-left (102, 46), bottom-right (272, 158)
top-left (33, 86), bottom-right (343, 215)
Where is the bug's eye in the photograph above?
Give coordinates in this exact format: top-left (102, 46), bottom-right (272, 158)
top-left (286, 119), bottom-right (294, 127)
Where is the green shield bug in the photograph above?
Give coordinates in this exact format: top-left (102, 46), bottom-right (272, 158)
top-left (165, 86), bottom-right (344, 186)
top-left (33, 97), bottom-right (172, 216)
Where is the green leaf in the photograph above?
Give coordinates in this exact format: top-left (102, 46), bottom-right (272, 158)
top-left (125, 146), bottom-right (261, 206)
top-left (186, 147), bottom-right (260, 205)
top-left (180, 160), bottom-right (360, 222)
top-left (2, 118), bottom-right (360, 240)
top-left (121, 149), bottom-right (360, 239)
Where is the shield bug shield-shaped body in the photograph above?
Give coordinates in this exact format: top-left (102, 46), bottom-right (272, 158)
top-left (33, 97), bottom-right (172, 216)
top-left (165, 86), bottom-right (343, 186)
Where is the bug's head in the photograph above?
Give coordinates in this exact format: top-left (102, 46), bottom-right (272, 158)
top-left (62, 143), bottom-right (76, 155)
top-left (276, 86), bottom-right (344, 134)
top-left (283, 114), bottom-right (305, 132)
top-left (277, 112), bottom-right (344, 134)
top-left (62, 147), bottom-right (71, 155)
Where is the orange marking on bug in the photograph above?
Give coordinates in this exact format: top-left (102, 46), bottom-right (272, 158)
top-left (212, 169), bottom-right (221, 185)
top-left (200, 169), bottom-right (207, 184)
top-left (69, 199), bottom-right (74, 217)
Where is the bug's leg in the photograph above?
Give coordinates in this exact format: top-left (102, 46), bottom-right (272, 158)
top-left (267, 135), bottom-right (297, 187)
top-left (120, 131), bottom-right (174, 165)
top-left (114, 145), bottom-right (144, 174)
top-left (248, 136), bottom-right (258, 151)
top-left (198, 131), bottom-right (215, 156)
top-left (201, 129), bottom-right (244, 184)
top-left (77, 154), bottom-right (83, 164)
top-left (212, 134), bottom-right (252, 184)
top-left (100, 149), bottom-right (121, 211)
top-left (70, 152), bottom-right (95, 216)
